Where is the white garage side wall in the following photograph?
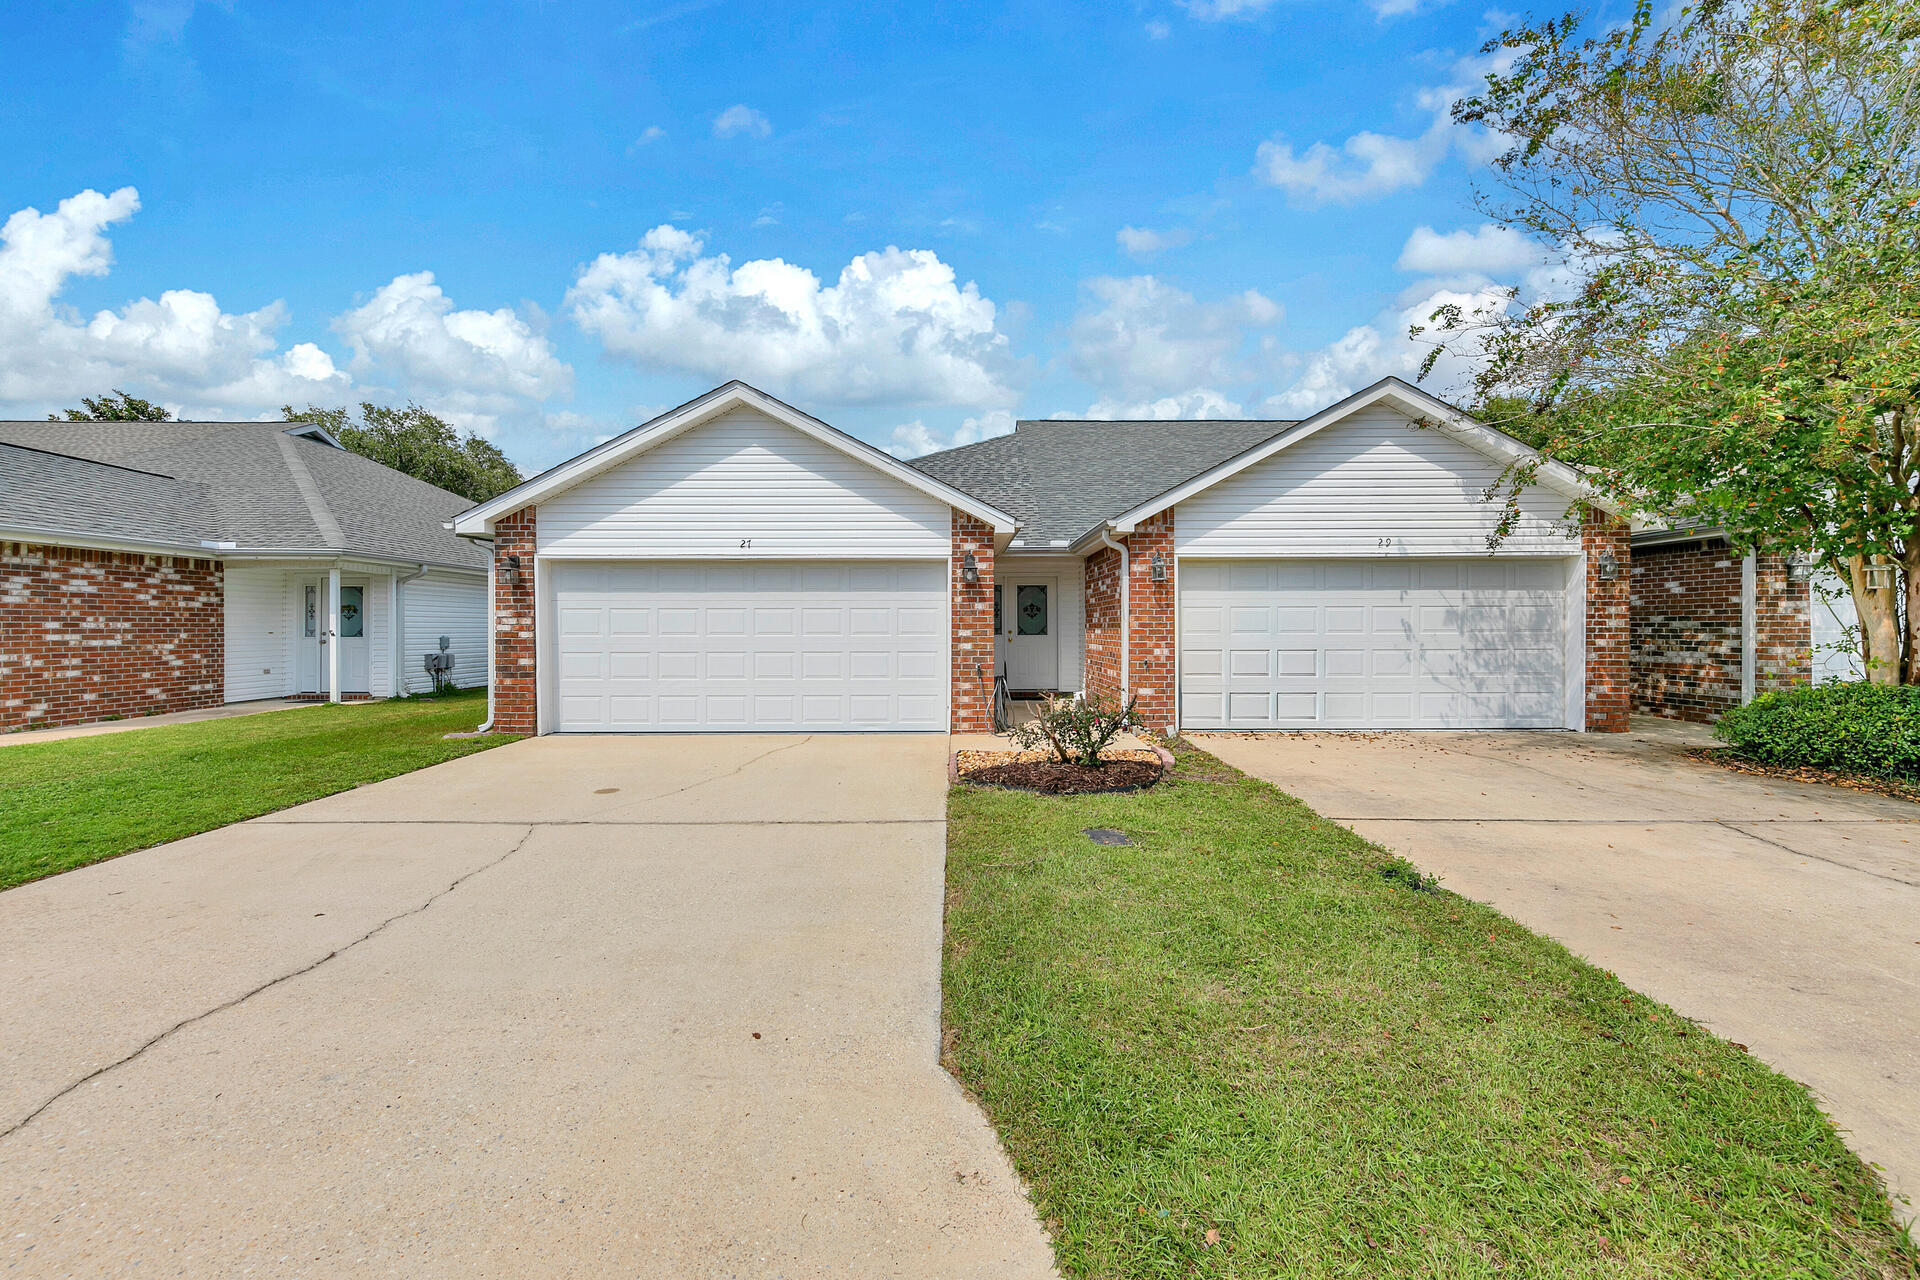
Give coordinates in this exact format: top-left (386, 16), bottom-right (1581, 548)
top-left (1811, 569), bottom-right (1864, 684)
top-left (536, 407), bottom-right (950, 559)
top-left (362, 575), bottom-right (394, 698)
top-left (1174, 405), bottom-right (1580, 558)
top-left (997, 554), bottom-right (1088, 693)
top-left (223, 564), bottom-right (293, 702)
top-left (401, 570), bottom-right (489, 693)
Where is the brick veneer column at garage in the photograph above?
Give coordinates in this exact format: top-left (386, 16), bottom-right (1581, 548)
top-left (1123, 510), bottom-right (1177, 732)
top-left (1, 541), bottom-right (224, 732)
top-left (1083, 546), bottom-right (1121, 703)
top-left (491, 508), bottom-right (538, 734)
top-left (1753, 551), bottom-right (1813, 696)
top-left (950, 511), bottom-right (997, 732)
top-left (1584, 509), bottom-right (1632, 732)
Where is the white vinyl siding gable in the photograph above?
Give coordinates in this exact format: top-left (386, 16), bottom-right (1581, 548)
top-left (536, 408), bottom-right (950, 559)
top-left (402, 570), bottom-right (488, 693)
top-left (223, 564), bottom-right (291, 701)
top-left (1174, 405), bottom-right (1580, 558)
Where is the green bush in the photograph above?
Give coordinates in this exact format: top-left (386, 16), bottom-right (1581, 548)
top-left (1714, 681), bottom-right (1920, 777)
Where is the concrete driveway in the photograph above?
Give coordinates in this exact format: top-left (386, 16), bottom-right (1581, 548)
top-left (1200, 720), bottom-right (1920, 1225)
top-left (0, 735), bottom-right (1055, 1278)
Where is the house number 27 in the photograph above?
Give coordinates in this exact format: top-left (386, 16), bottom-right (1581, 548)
top-left (740, 539), bottom-right (752, 549)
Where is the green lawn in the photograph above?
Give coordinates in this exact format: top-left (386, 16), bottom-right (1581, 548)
top-left (943, 744), bottom-right (1917, 1278)
top-left (0, 692), bottom-right (516, 891)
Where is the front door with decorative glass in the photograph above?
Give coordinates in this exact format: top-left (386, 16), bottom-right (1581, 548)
top-left (336, 582), bottom-right (371, 693)
top-left (1002, 576), bottom-right (1059, 693)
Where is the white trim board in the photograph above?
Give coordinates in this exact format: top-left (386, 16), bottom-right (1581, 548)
top-left (452, 381), bottom-right (1019, 539)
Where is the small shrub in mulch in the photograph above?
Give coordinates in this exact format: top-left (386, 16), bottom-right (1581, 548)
top-left (962, 758), bottom-right (1163, 795)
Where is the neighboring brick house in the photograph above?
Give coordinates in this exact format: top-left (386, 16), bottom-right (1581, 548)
top-left (0, 421), bottom-right (490, 733)
top-left (1628, 528), bottom-right (1826, 723)
top-left (450, 377), bottom-right (1632, 737)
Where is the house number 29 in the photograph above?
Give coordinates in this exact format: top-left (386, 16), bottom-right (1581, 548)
top-left (1377, 537), bottom-right (1393, 549)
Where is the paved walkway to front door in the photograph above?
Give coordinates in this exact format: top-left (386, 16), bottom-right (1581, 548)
top-left (1200, 718), bottom-right (1920, 1226)
top-left (0, 734), bottom-right (1056, 1277)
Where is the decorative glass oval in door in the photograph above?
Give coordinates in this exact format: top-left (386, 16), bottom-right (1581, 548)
top-left (339, 586), bottom-right (364, 638)
top-left (1016, 584), bottom-right (1048, 636)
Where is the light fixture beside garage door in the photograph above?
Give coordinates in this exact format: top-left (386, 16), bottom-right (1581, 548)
top-left (960, 550), bottom-right (980, 584)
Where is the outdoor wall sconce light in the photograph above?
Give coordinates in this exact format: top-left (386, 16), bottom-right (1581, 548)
top-left (1594, 550), bottom-right (1619, 582)
top-left (1150, 550), bottom-right (1168, 583)
top-left (1866, 562), bottom-right (1898, 591)
top-left (1786, 553), bottom-right (1816, 584)
top-left (504, 553), bottom-right (524, 586)
top-left (960, 550), bottom-right (980, 584)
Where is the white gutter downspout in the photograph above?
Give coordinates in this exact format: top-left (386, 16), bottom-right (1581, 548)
top-left (474, 539), bottom-right (497, 732)
top-left (393, 563), bottom-right (427, 697)
top-left (1097, 527), bottom-right (1130, 698)
top-left (1740, 552), bottom-right (1758, 704)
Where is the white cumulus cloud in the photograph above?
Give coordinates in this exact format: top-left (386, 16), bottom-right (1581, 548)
top-left (712, 104), bottom-right (771, 138)
top-left (1116, 225), bottom-right (1193, 259)
top-left (1068, 274), bottom-right (1280, 405)
top-left (1264, 285), bottom-right (1511, 416)
top-left (566, 225), bottom-right (1018, 408)
top-left (1396, 223), bottom-right (1542, 276)
top-left (1180, 0), bottom-right (1277, 18)
top-left (1253, 50), bottom-right (1512, 205)
top-left (1083, 388), bottom-right (1246, 419)
top-left (885, 408), bottom-right (1015, 459)
top-left (0, 186), bottom-right (348, 415)
top-left (333, 271), bottom-right (573, 436)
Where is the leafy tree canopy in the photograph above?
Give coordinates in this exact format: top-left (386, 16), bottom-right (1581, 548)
top-left (51, 391), bottom-right (173, 421)
top-left (283, 402), bottom-right (522, 504)
top-left (1423, 0), bottom-right (1920, 680)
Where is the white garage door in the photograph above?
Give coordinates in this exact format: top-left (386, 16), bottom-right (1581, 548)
top-left (1180, 559), bottom-right (1569, 730)
top-left (550, 560), bottom-right (946, 732)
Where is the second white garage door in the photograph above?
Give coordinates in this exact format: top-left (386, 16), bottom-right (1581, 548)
top-left (550, 560), bottom-right (946, 732)
top-left (1179, 558), bottom-right (1569, 730)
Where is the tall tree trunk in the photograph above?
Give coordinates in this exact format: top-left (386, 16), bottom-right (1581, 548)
top-left (1848, 555), bottom-right (1902, 684)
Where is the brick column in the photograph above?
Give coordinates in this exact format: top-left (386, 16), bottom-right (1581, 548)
top-left (950, 511), bottom-right (997, 732)
top-left (491, 507), bottom-right (538, 734)
top-left (1584, 508), bottom-right (1631, 732)
top-left (1124, 510), bottom-right (1177, 733)
top-left (1083, 546), bottom-right (1121, 703)
top-left (1753, 551), bottom-right (1813, 695)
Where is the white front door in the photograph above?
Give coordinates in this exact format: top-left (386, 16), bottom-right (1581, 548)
top-left (550, 560), bottom-right (947, 732)
top-left (297, 580), bottom-right (323, 693)
top-left (1179, 558), bottom-right (1569, 729)
top-left (337, 581), bottom-right (371, 693)
top-left (1003, 577), bottom-right (1059, 693)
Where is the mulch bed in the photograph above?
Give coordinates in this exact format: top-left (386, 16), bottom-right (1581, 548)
top-left (1686, 746), bottom-right (1920, 803)
top-left (962, 757), bottom-right (1164, 795)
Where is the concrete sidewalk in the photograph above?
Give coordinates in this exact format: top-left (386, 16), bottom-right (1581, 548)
top-left (0, 734), bottom-right (1055, 1278)
top-left (1199, 720), bottom-right (1920, 1225)
top-left (0, 697), bottom-right (311, 746)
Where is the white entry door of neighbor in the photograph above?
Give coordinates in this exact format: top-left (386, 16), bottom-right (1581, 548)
top-left (298, 579), bottom-right (323, 693)
top-left (336, 581), bottom-right (371, 693)
top-left (1179, 558), bottom-right (1569, 730)
top-left (550, 559), bottom-right (947, 732)
top-left (1002, 577), bottom-right (1058, 693)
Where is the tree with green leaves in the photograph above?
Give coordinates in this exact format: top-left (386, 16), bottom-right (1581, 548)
top-left (51, 391), bottom-right (173, 421)
top-left (283, 402), bottom-right (522, 504)
top-left (1420, 0), bottom-right (1920, 680)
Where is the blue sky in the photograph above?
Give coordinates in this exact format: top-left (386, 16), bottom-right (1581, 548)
top-left (2, 0), bottom-right (1581, 471)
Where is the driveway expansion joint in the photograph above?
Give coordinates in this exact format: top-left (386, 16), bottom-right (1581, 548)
top-left (0, 824), bottom-right (539, 1143)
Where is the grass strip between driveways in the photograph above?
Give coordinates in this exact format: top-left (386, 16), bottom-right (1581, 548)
top-left (943, 742), bottom-right (1918, 1279)
top-left (0, 691), bottom-right (517, 891)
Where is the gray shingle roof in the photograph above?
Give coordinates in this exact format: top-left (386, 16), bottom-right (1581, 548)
top-left (0, 421), bottom-right (487, 570)
top-left (910, 418), bottom-right (1296, 547)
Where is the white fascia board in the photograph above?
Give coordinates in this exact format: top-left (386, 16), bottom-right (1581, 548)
top-left (282, 423), bottom-right (345, 449)
top-left (450, 381), bottom-right (1020, 538)
top-left (1102, 377), bottom-right (1618, 534)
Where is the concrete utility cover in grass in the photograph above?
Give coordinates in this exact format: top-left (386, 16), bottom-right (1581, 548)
top-left (1084, 828), bottom-right (1133, 845)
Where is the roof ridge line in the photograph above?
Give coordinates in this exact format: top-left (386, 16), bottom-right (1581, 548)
top-left (274, 430), bottom-right (345, 549)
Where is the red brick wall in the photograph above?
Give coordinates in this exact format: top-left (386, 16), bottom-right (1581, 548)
top-left (1076, 513), bottom-right (1176, 732)
top-left (1584, 510), bottom-right (1632, 732)
top-left (950, 511), bottom-right (997, 732)
top-left (1754, 552), bottom-right (1813, 697)
top-left (491, 508), bottom-right (538, 734)
top-left (1, 541), bottom-right (224, 732)
top-left (1124, 511), bottom-right (1177, 733)
top-left (1630, 538), bottom-right (1742, 721)
top-left (1083, 545), bottom-right (1121, 703)
top-left (1630, 538), bottom-right (1812, 723)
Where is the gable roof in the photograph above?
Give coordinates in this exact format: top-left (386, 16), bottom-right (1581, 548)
top-left (452, 381), bottom-right (1020, 538)
top-left (0, 420), bottom-right (488, 571)
top-left (1094, 378), bottom-right (1610, 543)
top-left (911, 418), bottom-right (1296, 548)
